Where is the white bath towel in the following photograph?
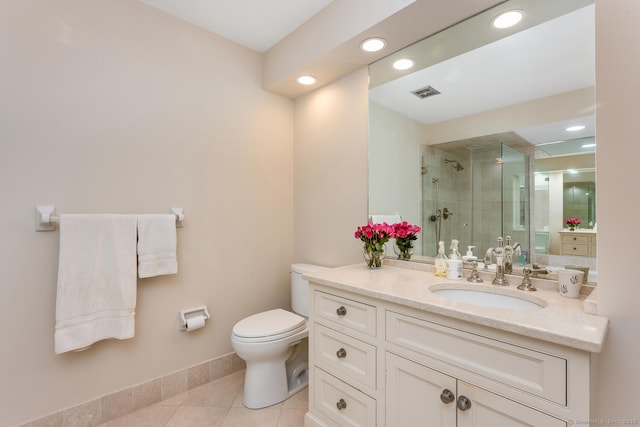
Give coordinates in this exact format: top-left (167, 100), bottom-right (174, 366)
top-left (55, 214), bottom-right (138, 354)
top-left (369, 214), bottom-right (402, 224)
top-left (137, 214), bottom-right (177, 278)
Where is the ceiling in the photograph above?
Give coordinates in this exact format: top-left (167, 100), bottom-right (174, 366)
top-left (139, 0), bottom-right (334, 53)
top-left (368, 4), bottom-right (595, 147)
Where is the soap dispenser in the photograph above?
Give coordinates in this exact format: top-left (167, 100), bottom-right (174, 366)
top-left (447, 240), bottom-right (463, 280)
top-left (434, 241), bottom-right (448, 277)
top-left (463, 246), bottom-right (477, 261)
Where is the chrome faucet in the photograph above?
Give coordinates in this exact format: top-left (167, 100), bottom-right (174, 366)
top-left (490, 237), bottom-right (509, 286)
top-left (504, 236), bottom-right (513, 274)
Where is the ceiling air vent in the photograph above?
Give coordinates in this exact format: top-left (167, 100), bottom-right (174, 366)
top-left (411, 85), bottom-right (441, 99)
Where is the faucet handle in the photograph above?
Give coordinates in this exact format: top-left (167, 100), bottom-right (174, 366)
top-left (517, 267), bottom-right (548, 291)
top-left (467, 261), bottom-right (483, 283)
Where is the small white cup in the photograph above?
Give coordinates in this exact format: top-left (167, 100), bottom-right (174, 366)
top-left (557, 269), bottom-right (585, 298)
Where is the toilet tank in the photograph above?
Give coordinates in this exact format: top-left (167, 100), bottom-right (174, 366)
top-left (291, 263), bottom-right (327, 317)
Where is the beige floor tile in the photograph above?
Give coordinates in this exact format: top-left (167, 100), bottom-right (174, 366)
top-left (230, 386), bottom-right (245, 408)
top-left (281, 388), bottom-right (308, 409)
top-left (96, 369), bottom-right (307, 427)
top-left (98, 404), bottom-right (179, 427)
top-left (276, 408), bottom-right (307, 427)
top-left (220, 406), bottom-right (281, 427)
top-left (165, 407), bottom-right (228, 427)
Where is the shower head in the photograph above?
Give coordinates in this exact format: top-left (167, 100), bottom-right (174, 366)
top-left (444, 159), bottom-right (464, 171)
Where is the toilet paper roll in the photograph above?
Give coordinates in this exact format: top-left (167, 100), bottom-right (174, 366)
top-left (185, 315), bottom-right (206, 331)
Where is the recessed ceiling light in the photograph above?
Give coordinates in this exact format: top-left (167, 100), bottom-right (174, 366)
top-left (581, 143), bottom-right (596, 148)
top-left (566, 125), bottom-right (586, 132)
top-left (297, 75), bottom-right (317, 86)
top-left (492, 10), bottom-right (524, 29)
top-left (360, 38), bottom-right (387, 52)
top-left (393, 58), bottom-right (415, 70)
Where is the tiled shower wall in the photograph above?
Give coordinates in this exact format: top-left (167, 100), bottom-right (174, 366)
top-left (422, 145), bottom-right (501, 257)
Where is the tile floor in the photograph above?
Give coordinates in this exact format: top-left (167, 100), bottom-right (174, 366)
top-left (98, 371), bottom-right (307, 427)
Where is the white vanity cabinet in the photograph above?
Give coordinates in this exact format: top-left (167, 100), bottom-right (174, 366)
top-left (386, 352), bottom-right (565, 427)
top-left (305, 282), bottom-right (594, 427)
top-left (559, 230), bottom-right (597, 257)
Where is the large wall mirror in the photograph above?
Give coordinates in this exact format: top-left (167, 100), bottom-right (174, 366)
top-left (368, 0), bottom-right (597, 283)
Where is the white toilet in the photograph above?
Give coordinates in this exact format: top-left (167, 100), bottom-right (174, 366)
top-left (231, 263), bottom-right (326, 409)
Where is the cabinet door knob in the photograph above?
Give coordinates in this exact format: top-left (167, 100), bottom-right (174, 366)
top-left (457, 395), bottom-right (472, 411)
top-left (336, 348), bottom-right (347, 358)
top-left (336, 306), bottom-right (347, 316)
top-left (336, 398), bottom-right (347, 410)
top-left (440, 389), bottom-right (455, 404)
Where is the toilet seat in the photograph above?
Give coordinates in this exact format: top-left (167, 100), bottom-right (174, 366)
top-left (232, 309), bottom-right (306, 343)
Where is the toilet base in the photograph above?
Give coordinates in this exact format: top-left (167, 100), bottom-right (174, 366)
top-left (240, 337), bottom-right (309, 409)
top-left (242, 360), bottom-right (309, 409)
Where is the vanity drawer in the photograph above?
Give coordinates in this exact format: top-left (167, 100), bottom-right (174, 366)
top-left (314, 323), bottom-right (376, 389)
top-left (562, 243), bottom-right (589, 256)
top-left (562, 234), bottom-right (590, 244)
top-left (314, 291), bottom-right (376, 337)
top-left (385, 310), bottom-right (567, 405)
top-left (314, 367), bottom-right (376, 427)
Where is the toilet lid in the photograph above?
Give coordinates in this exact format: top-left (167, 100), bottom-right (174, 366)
top-left (232, 309), bottom-right (306, 339)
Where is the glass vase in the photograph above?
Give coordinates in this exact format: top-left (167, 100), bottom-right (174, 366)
top-left (394, 241), bottom-right (414, 260)
top-left (363, 246), bottom-right (385, 268)
top-left (393, 245), bottom-right (413, 261)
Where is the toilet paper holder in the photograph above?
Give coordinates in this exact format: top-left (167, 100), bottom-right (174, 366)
top-left (179, 306), bottom-right (210, 331)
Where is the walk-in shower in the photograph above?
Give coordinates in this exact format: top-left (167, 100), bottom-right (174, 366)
top-left (421, 141), bottom-right (529, 258)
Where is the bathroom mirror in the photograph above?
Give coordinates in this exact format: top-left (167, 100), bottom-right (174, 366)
top-left (368, 0), bottom-right (597, 282)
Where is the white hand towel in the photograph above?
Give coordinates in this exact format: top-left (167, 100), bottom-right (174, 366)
top-left (369, 214), bottom-right (402, 224)
top-left (55, 214), bottom-right (138, 354)
top-left (137, 214), bottom-right (177, 278)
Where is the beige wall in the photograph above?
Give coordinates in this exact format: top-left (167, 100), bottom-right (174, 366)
top-left (368, 101), bottom-right (424, 252)
top-left (594, 0), bottom-right (640, 421)
top-left (0, 1), bottom-right (294, 425)
top-left (1, 0), bottom-right (638, 425)
top-left (293, 68), bottom-right (369, 267)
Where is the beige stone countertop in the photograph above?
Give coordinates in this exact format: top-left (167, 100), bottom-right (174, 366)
top-left (303, 263), bottom-right (609, 353)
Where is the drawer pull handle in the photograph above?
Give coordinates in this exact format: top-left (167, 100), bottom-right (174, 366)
top-left (440, 389), bottom-right (455, 404)
top-left (336, 398), bottom-right (347, 410)
top-left (457, 395), bottom-right (472, 411)
top-left (336, 348), bottom-right (347, 358)
top-left (336, 306), bottom-right (347, 316)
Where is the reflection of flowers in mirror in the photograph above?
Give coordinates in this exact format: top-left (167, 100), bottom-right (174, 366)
top-left (393, 221), bottom-right (422, 260)
top-left (565, 217), bottom-right (582, 230)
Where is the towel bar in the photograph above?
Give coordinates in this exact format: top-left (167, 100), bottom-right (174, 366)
top-left (35, 205), bottom-right (184, 231)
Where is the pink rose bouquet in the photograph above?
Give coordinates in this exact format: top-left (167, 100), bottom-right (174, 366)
top-left (565, 217), bottom-right (582, 230)
top-left (354, 222), bottom-right (395, 267)
top-left (392, 221), bottom-right (422, 260)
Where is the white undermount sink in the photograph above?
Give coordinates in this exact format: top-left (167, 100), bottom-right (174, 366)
top-left (430, 285), bottom-right (546, 310)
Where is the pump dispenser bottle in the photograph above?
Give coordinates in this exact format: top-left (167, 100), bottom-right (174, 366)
top-left (447, 239), bottom-right (463, 280)
top-left (463, 246), bottom-right (477, 261)
top-left (434, 241), bottom-right (448, 277)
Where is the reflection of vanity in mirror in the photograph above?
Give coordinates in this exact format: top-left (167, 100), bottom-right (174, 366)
top-left (368, 0), bottom-right (597, 283)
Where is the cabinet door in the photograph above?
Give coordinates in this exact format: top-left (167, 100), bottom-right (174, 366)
top-left (386, 352), bottom-right (457, 427)
top-left (456, 382), bottom-right (566, 427)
